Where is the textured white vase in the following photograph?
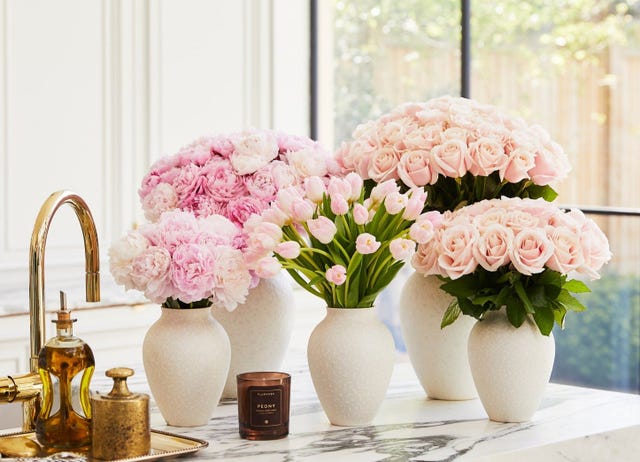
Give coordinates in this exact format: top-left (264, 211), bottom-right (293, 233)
top-left (307, 307), bottom-right (395, 426)
top-left (143, 307), bottom-right (230, 427)
top-left (468, 309), bottom-right (555, 422)
top-left (399, 272), bottom-right (477, 400)
top-left (211, 272), bottom-right (295, 399)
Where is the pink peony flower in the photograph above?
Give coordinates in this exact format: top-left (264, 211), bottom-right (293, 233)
top-left (171, 243), bottom-right (218, 303)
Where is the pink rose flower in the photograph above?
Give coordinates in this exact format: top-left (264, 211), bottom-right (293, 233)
top-left (437, 223), bottom-right (479, 279)
top-left (356, 233), bottom-right (381, 255)
top-left (397, 150), bottom-right (436, 188)
top-left (325, 265), bottom-right (347, 285)
top-left (467, 137), bottom-right (508, 177)
top-left (367, 146), bottom-right (400, 182)
top-left (500, 147), bottom-right (536, 183)
top-left (307, 216), bottom-right (337, 244)
top-left (577, 216), bottom-right (612, 278)
top-left (431, 139), bottom-right (469, 178)
top-left (510, 228), bottom-right (554, 275)
top-left (545, 225), bottom-right (584, 274)
top-left (473, 224), bottom-right (513, 271)
top-left (412, 239), bottom-right (443, 275)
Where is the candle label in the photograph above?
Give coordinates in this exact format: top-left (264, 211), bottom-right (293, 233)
top-left (248, 386), bottom-right (283, 427)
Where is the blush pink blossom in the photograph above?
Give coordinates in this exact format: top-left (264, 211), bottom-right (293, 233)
top-left (384, 191), bottom-right (408, 215)
top-left (545, 225), bottom-right (584, 274)
top-left (353, 203), bottom-right (369, 225)
top-left (473, 224), bottom-right (512, 271)
top-left (510, 228), bottom-right (554, 276)
top-left (304, 176), bottom-right (327, 203)
top-left (389, 238), bottom-right (416, 261)
top-left (437, 223), bottom-right (479, 279)
top-left (325, 265), bottom-right (347, 285)
top-left (275, 241), bottom-right (301, 259)
top-left (330, 194), bottom-right (350, 216)
top-left (356, 233), bottom-right (381, 255)
top-left (307, 216), bottom-right (338, 244)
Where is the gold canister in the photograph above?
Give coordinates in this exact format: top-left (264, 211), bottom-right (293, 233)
top-left (91, 367), bottom-right (150, 460)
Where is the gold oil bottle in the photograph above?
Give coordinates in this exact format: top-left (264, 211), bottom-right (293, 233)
top-left (35, 291), bottom-right (95, 450)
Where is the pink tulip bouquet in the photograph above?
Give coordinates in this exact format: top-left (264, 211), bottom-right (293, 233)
top-left (412, 197), bottom-right (612, 335)
top-left (139, 128), bottom-right (337, 226)
top-left (335, 95), bottom-right (571, 212)
top-left (109, 210), bottom-right (252, 310)
top-left (242, 173), bottom-right (438, 308)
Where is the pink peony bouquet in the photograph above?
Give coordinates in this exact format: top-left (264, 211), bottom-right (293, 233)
top-left (335, 95), bottom-right (571, 212)
top-left (138, 129), bottom-right (337, 226)
top-left (411, 197), bottom-right (612, 335)
top-left (242, 172), bottom-right (438, 308)
top-left (109, 210), bottom-right (252, 310)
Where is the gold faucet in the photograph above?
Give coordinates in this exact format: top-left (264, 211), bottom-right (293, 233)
top-left (0, 190), bottom-right (100, 430)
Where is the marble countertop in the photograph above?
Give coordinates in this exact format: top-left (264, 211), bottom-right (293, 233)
top-left (3, 288), bottom-right (640, 461)
top-left (91, 294), bottom-right (640, 462)
top-left (116, 363), bottom-right (640, 462)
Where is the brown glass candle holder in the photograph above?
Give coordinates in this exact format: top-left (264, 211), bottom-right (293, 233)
top-left (237, 372), bottom-right (291, 440)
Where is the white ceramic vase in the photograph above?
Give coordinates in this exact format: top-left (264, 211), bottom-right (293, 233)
top-left (468, 309), bottom-right (555, 422)
top-left (307, 307), bottom-right (395, 426)
top-left (211, 272), bottom-right (295, 399)
top-left (399, 272), bottom-right (477, 400)
top-left (142, 307), bottom-right (230, 427)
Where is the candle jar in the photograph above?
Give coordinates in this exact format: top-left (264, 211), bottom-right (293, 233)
top-left (237, 372), bottom-right (291, 440)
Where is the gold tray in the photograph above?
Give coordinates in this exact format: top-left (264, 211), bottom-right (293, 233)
top-left (0, 429), bottom-right (208, 461)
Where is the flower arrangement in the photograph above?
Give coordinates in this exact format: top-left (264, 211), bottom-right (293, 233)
top-left (109, 210), bottom-right (252, 310)
top-left (242, 173), bottom-right (436, 308)
top-left (335, 95), bottom-right (571, 211)
top-left (139, 128), bottom-right (337, 226)
top-left (411, 197), bottom-right (612, 335)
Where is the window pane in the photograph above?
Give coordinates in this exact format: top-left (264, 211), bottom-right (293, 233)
top-left (470, 1), bottom-right (640, 393)
top-left (329, 0), bottom-right (461, 146)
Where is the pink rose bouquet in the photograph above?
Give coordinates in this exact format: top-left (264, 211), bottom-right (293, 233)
top-left (335, 95), bottom-right (571, 212)
top-left (242, 172), bottom-right (437, 308)
top-left (109, 210), bottom-right (252, 310)
top-left (411, 197), bottom-right (612, 335)
top-left (139, 129), bottom-right (337, 226)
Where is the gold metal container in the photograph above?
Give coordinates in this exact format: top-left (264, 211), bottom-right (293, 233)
top-left (91, 368), bottom-right (150, 460)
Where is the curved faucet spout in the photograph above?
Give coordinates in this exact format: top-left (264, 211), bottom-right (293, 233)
top-left (28, 190), bottom-right (101, 372)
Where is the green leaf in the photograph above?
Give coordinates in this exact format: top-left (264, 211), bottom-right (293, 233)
top-left (441, 300), bottom-right (462, 328)
top-left (532, 304), bottom-right (555, 336)
top-left (552, 301), bottom-right (567, 329)
top-left (440, 276), bottom-right (479, 298)
top-left (506, 302), bottom-right (526, 328)
top-left (563, 279), bottom-right (591, 293)
top-left (526, 184), bottom-right (559, 202)
top-left (557, 289), bottom-right (588, 312)
top-left (514, 280), bottom-right (535, 314)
